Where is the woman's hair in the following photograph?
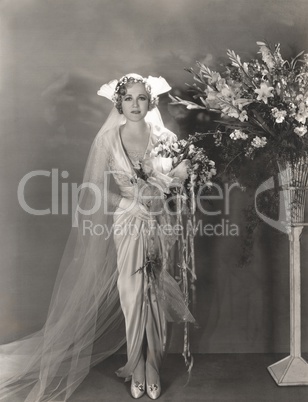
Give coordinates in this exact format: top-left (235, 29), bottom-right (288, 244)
top-left (114, 76), bottom-right (159, 114)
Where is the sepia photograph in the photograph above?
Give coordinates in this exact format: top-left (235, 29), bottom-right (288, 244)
top-left (0, 1), bottom-right (308, 401)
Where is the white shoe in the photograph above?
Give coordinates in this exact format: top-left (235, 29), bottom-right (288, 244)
top-left (146, 380), bottom-right (161, 400)
top-left (146, 362), bottom-right (161, 399)
top-left (131, 376), bottom-right (145, 399)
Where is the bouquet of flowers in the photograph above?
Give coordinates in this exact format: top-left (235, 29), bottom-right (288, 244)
top-left (136, 133), bottom-right (216, 372)
top-left (146, 133), bottom-right (216, 197)
top-left (170, 41), bottom-right (308, 166)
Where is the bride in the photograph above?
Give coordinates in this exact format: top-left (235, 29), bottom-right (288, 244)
top-left (0, 73), bottom-right (194, 401)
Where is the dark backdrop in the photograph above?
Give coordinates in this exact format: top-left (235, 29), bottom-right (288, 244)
top-left (0, 0), bottom-right (308, 353)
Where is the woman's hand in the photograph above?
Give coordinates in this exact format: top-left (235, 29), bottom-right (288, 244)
top-left (119, 197), bottom-right (151, 220)
top-left (169, 159), bottom-right (191, 182)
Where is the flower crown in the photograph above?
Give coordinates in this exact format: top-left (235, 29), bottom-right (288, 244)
top-left (97, 73), bottom-right (171, 105)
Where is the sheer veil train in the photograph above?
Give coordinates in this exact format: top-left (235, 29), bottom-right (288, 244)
top-left (0, 84), bottom-right (178, 401)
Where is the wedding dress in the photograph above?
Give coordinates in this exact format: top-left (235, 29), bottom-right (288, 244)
top-left (0, 106), bottom-right (194, 401)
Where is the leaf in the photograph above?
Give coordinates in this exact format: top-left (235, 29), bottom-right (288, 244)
top-left (290, 50), bottom-right (305, 69)
top-left (227, 49), bottom-right (242, 68)
top-left (184, 67), bottom-right (195, 74)
top-left (168, 94), bottom-right (205, 110)
top-left (234, 98), bottom-right (254, 107)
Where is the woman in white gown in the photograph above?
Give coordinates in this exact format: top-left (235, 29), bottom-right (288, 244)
top-left (0, 73), bottom-right (194, 401)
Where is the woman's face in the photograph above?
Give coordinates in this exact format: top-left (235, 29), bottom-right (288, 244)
top-left (121, 82), bottom-right (149, 122)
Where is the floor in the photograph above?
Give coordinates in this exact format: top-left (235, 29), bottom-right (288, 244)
top-left (67, 354), bottom-right (308, 402)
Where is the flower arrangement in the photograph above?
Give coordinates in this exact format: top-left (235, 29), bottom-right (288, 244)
top-left (170, 41), bottom-right (308, 266)
top-left (170, 41), bottom-right (308, 166)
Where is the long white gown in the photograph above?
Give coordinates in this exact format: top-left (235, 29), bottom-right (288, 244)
top-left (113, 122), bottom-right (174, 380)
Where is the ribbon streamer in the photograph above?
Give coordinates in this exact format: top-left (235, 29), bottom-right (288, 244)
top-left (175, 186), bottom-right (197, 382)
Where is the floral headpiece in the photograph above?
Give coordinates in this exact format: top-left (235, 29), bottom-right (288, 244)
top-left (97, 73), bottom-right (171, 105)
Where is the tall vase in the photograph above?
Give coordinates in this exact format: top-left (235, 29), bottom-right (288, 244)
top-left (267, 156), bottom-right (308, 386)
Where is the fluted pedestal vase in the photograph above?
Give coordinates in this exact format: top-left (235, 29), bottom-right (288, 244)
top-left (268, 157), bottom-right (308, 386)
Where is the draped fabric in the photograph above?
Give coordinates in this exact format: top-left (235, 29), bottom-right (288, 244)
top-left (0, 108), bottom-right (194, 402)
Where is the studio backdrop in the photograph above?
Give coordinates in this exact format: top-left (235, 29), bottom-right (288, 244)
top-left (0, 0), bottom-right (308, 354)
